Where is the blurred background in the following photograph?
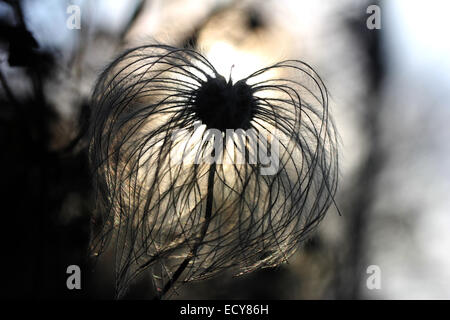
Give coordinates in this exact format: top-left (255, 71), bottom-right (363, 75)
top-left (0, 0), bottom-right (449, 299)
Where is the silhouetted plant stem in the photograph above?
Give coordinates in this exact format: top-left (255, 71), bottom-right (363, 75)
top-left (156, 162), bottom-right (216, 299)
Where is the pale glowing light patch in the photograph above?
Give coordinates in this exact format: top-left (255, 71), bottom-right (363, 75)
top-left (388, 0), bottom-right (450, 80)
top-left (205, 41), bottom-right (276, 84)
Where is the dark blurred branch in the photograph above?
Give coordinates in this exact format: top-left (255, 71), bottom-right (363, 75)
top-left (5, 0), bottom-right (26, 26)
top-left (0, 67), bottom-right (18, 105)
top-left (336, 0), bottom-right (386, 299)
top-left (119, 0), bottom-right (146, 42)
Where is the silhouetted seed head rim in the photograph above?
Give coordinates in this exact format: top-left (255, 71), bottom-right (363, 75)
top-left (88, 44), bottom-right (339, 299)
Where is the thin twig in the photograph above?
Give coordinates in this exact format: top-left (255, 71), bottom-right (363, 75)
top-left (156, 162), bottom-right (216, 299)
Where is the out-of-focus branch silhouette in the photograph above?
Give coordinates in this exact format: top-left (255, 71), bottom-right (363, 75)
top-left (333, 0), bottom-right (386, 299)
top-left (0, 0), bottom-right (147, 299)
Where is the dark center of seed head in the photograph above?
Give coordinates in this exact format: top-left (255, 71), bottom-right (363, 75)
top-left (192, 75), bottom-right (256, 132)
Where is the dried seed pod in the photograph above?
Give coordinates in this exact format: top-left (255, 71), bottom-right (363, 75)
top-left (89, 44), bottom-right (338, 298)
